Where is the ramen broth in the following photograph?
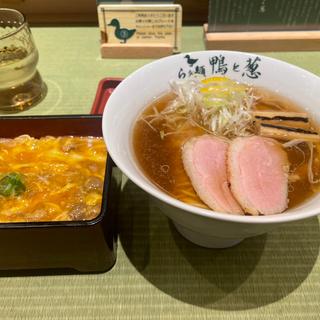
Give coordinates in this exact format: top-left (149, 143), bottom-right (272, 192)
top-left (133, 86), bottom-right (320, 211)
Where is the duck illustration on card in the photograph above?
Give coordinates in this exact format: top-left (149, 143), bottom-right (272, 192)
top-left (108, 19), bottom-right (136, 43)
top-left (98, 3), bottom-right (182, 58)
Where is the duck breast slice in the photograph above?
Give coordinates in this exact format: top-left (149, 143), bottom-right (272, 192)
top-left (228, 136), bottom-right (289, 215)
top-left (182, 135), bottom-right (243, 215)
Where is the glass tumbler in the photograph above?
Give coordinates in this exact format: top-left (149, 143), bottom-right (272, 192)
top-left (0, 8), bottom-right (46, 112)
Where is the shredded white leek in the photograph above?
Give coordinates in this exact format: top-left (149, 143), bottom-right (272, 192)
top-left (283, 139), bottom-right (320, 184)
top-left (307, 142), bottom-right (320, 184)
top-left (146, 76), bottom-right (257, 138)
top-left (283, 139), bottom-right (305, 148)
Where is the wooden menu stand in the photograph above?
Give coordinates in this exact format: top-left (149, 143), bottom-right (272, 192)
top-left (203, 23), bottom-right (320, 52)
top-left (98, 4), bottom-right (182, 59)
top-left (100, 43), bottom-right (173, 59)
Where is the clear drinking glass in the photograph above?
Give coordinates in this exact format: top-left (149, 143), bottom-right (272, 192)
top-left (0, 8), bottom-right (46, 112)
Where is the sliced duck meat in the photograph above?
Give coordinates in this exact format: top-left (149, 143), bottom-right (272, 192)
top-left (228, 136), bottom-right (289, 215)
top-left (182, 135), bottom-right (243, 215)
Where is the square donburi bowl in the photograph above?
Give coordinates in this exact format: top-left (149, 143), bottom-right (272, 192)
top-left (0, 115), bottom-right (119, 274)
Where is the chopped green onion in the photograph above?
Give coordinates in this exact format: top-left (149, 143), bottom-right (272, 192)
top-left (0, 172), bottom-right (26, 197)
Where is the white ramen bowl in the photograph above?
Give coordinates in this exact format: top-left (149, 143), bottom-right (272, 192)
top-left (103, 50), bottom-right (320, 248)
